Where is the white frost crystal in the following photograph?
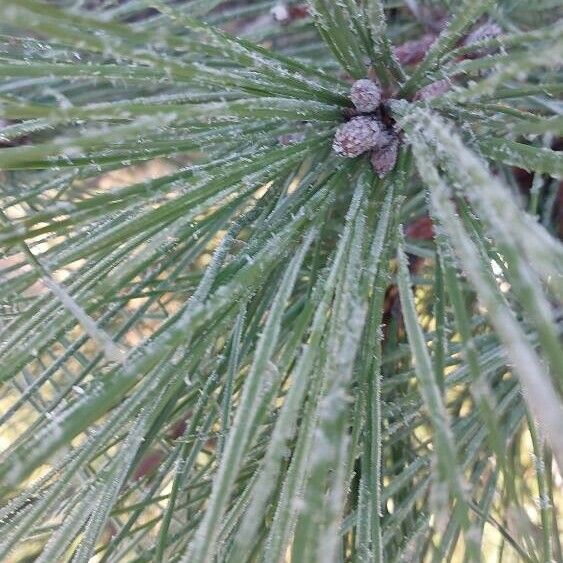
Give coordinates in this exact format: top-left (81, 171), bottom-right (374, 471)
top-left (333, 116), bottom-right (385, 157)
top-left (350, 79), bottom-right (382, 113)
top-left (270, 3), bottom-right (290, 23)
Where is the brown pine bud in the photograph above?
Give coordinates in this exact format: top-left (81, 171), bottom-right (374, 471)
top-left (413, 79), bottom-right (451, 101)
top-left (289, 5), bottom-right (309, 20)
top-left (350, 79), bottom-right (382, 113)
top-left (370, 135), bottom-right (399, 178)
top-left (333, 116), bottom-right (385, 158)
top-left (393, 34), bottom-right (436, 65)
top-left (464, 22), bottom-right (502, 46)
top-left (463, 22), bottom-right (503, 58)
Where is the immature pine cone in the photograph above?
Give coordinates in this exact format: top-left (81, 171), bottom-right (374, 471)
top-left (333, 116), bottom-right (385, 158)
top-left (350, 79), bottom-right (382, 113)
top-left (371, 135), bottom-right (399, 178)
top-left (463, 22), bottom-right (502, 58)
top-left (464, 22), bottom-right (502, 47)
top-left (413, 79), bottom-right (451, 101)
top-left (393, 34), bottom-right (436, 66)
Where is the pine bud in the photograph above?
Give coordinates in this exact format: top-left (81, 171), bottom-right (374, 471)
top-left (464, 22), bottom-right (502, 47)
top-left (350, 79), bottom-right (382, 113)
top-left (413, 79), bottom-right (450, 101)
top-left (278, 132), bottom-right (306, 145)
top-left (393, 34), bottom-right (436, 66)
top-left (463, 22), bottom-right (502, 58)
top-left (370, 135), bottom-right (399, 178)
top-left (333, 116), bottom-right (385, 158)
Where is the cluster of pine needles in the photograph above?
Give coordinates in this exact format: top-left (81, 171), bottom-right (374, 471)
top-left (0, 1), bottom-right (562, 561)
